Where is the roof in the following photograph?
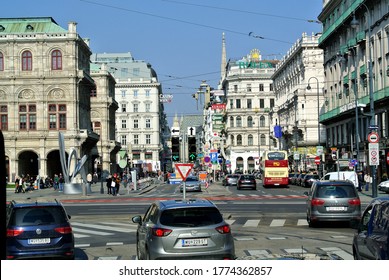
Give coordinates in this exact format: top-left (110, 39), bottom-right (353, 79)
top-left (158, 199), bottom-right (215, 209)
top-left (0, 17), bottom-right (67, 33)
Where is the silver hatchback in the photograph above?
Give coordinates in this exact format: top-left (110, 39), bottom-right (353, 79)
top-left (132, 199), bottom-right (235, 260)
top-left (304, 180), bottom-right (361, 227)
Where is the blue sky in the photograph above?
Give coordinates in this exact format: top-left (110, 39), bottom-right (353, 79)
top-left (3, 0), bottom-right (323, 125)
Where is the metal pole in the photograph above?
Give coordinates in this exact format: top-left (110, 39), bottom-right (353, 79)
top-left (100, 133), bottom-right (104, 194)
top-left (352, 48), bottom-right (360, 172)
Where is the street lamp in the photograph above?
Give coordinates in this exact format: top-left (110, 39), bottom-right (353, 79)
top-left (349, 47), bottom-right (360, 171)
top-left (307, 77), bottom-right (321, 176)
top-left (350, 5), bottom-right (377, 197)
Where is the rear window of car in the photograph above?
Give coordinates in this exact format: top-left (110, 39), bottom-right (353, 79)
top-left (185, 177), bottom-right (198, 182)
top-left (9, 206), bottom-right (68, 226)
top-left (315, 185), bottom-right (357, 198)
top-left (240, 175), bottom-right (255, 180)
top-left (159, 207), bottom-right (223, 227)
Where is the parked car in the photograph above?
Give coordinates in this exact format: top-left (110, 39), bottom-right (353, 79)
top-left (378, 180), bottom-right (389, 194)
top-left (290, 173), bottom-right (299, 185)
top-left (132, 199), bottom-right (235, 260)
top-left (301, 174), bottom-right (320, 188)
top-left (6, 199), bottom-right (75, 260)
top-left (222, 174), bottom-right (239, 186)
top-left (304, 180), bottom-right (361, 227)
top-left (296, 173), bottom-right (306, 186)
top-left (321, 171), bottom-right (358, 189)
top-left (179, 176), bottom-right (201, 192)
top-left (288, 173), bottom-right (296, 185)
top-left (237, 174), bottom-right (257, 190)
top-left (352, 197), bottom-right (389, 260)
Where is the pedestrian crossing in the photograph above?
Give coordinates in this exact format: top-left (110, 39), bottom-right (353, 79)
top-left (138, 192), bottom-right (306, 200)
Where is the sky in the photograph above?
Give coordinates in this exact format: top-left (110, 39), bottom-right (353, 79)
top-left (2, 0), bottom-right (323, 126)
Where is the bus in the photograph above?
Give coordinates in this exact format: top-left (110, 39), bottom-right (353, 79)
top-left (262, 150), bottom-right (289, 188)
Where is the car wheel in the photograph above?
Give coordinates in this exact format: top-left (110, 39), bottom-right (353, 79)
top-left (307, 215), bottom-right (316, 228)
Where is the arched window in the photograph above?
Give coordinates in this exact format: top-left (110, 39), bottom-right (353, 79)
top-left (260, 116), bottom-right (266, 127)
top-left (22, 50), bottom-right (32, 71)
top-left (229, 116), bottom-right (234, 127)
top-left (248, 134), bottom-right (253, 146)
top-left (237, 135), bottom-right (242, 146)
top-left (247, 116), bottom-right (253, 127)
top-left (236, 116), bottom-right (242, 127)
top-left (261, 134), bottom-right (266, 145)
top-left (51, 50), bottom-right (62, 70)
top-left (230, 135), bottom-right (234, 146)
top-left (0, 52), bottom-right (4, 71)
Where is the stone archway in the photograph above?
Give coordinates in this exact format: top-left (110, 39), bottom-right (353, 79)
top-left (18, 151), bottom-right (38, 179)
top-left (247, 156), bottom-right (255, 172)
top-left (236, 157), bottom-right (244, 172)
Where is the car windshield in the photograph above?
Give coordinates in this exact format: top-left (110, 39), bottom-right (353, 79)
top-left (159, 207), bottom-right (223, 227)
top-left (185, 177), bottom-right (198, 182)
top-left (9, 206), bottom-right (68, 226)
top-left (315, 185), bottom-right (356, 198)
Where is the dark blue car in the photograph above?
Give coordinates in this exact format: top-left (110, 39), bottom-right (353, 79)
top-left (6, 199), bottom-right (74, 260)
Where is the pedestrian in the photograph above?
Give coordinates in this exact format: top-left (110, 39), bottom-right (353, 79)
top-left (111, 174), bottom-right (117, 196)
top-left (357, 172), bottom-right (363, 192)
top-left (364, 173), bottom-right (371, 191)
top-left (93, 172), bottom-right (98, 184)
top-left (53, 174), bottom-right (59, 190)
top-left (58, 173), bottom-right (64, 192)
top-left (106, 175), bottom-right (112, 195)
top-left (87, 173), bottom-right (92, 191)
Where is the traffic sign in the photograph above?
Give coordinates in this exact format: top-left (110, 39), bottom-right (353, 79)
top-left (187, 126), bottom-right (196, 136)
top-left (367, 132), bottom-right (379, 143)
top-left (314, 156), bottom-right (321, 165)
top-left (368, 143), bottom-right (380, 166)
top-left (171, 127), bottom-right (180, 136)
top-left (175, 163), bottom-right (194, 181)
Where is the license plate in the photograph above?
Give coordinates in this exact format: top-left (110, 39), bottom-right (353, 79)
top-left (326, 207), bottom-right (346, 211)
top-left (28, 238), bottom-right (51, 245)
top-left (182, 238), bottom-right (207, 247)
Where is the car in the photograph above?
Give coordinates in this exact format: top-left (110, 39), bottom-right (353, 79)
top-left (378, 180), bottom-right (389, 194)
top-left (222, 174), bottom-right (239, 186)
top-left (288, 173), bottom-right (296, 185)
top-left (304, 180), bottom-right (361, 227)
top-left (301, 174), bottom-right (320, 188)
top-left (179, 176), bottom-right (202, 192)
top-left (296, 173), bottom-right (306, 186)
top-left (6, 198), bottom-right (75, 260)
top-left (132, 199), bottom-right (235, 260)
top-left (321, 171), bottom-right (358, 189)
top-left (237, 174), bottom-right (256, 190)
top-left (352, 197), bottom-right (389, 260)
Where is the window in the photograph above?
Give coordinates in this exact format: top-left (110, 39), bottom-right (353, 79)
top-left (145, 103), bottom-right (150, 112)
top-left (229, 99), bottom-right (233, 109)
top-left (248, 135), bottom-right (253, 146)
top-left (247, 99), bottom-right (252, 109)
top-left (133, 68), bottom-right (140, 76)
top-left (0, 105), bottom-right (8, 130)
top-left (121, 135), bottom-right (127, 145)
top-left (0, 52), bottom-right (4, 71)
top-left (51, 50), bottom-right (62, 70)
top-left (270, 98), bottom-right (275, 108)
top-left (48, 104), bottom-right (66, 130)
top-left (19, 104), bottom-right (36, 130)
top-left (90, 86), bottom-right (97, 97)
top-left (247, 116), bottom-right (253, 127)
top-left (134, 119), bottom-right (139, 129)
top-left (236, 116), bottom-right (242, 127)
top-left (121, 90), bottom-right (126, 98)
top-left (247, 84), bottom-right (252, 92)
top-left (229, 116), bottom-right (234, 127)
top-left (133, 135), bottom-right (139, 145)
top-left (145, 90), bottom-right (150, 97)
top-left (237, 135), bottom-right (242, 146)
top-left (261, 134), bottom-right (266, 145)
top-left (260, 116), bottom-right (265, 127)
top-left (121, 103), bottom-right (126, 112)
top-left (236, 99), bottom-right (241, 109)
top-left (230, 135), bottom-right (234, 146)
top-left (22, 50), bottom-right (32, 71)
top-left (233, 85), bottom-right (238, 92)
top-left (145, 152), bottom-right (152, 160)
top-left (133, 90), bottom-right (138, 98)
top-left (259, 99), bottom-right (264, 108)
top-left (133, 104), bottom-right (138, 112)
top-left (121, 119), bottom-right (127, 129)
top-left (146, 134), bottom-right (151, 145)
top-left (259, 84), bottom-right (264, 91)
top-left (146, 119), bottom-right (151, 128)
top-left (270, 83), bottom-right (273, 91)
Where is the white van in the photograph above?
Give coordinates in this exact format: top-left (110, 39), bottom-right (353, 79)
top-left (321, 171), bottom-right (358, 189)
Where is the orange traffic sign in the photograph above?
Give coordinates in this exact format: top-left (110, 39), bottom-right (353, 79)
top-left (175, 163), bottom-right (194, 181)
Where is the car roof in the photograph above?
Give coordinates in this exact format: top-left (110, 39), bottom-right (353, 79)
top-left (9, 198), bottom-right (63, 208)
top-left (157, 199), bottom-right (216, 210)
top-left (369, 197), bottom-right (389, 205)
top-left (315, 180), bottom-right (355, 186)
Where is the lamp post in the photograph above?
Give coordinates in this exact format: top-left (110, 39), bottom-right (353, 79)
top-left (350, 47), bottom-right (360, 172)
top-left (307, 77), bottom-right (321, 176)
top-left (351, 4), bottom-right (376, 197)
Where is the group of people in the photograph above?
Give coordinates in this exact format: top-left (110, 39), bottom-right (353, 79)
top-left (105, 173), bottom-right (122, 196)
top-left (14, 173), bottom-right (65, 193)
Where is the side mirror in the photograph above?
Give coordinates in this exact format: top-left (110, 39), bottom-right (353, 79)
top-left (132, 215), bottom-right (142, 225)
top-left (303, 191), bottom-right (309, 196)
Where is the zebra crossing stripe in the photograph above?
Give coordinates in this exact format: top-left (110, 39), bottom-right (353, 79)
top-left (320, 247), bottom-right (353, 260)
top-left (71, 222), bottom-right (136, 233)
top-left (225, 219), bottom-right (235, 225)
top-left (269, 219), bottom-right (286, 227)
top-left (72, 227), bottom-right (114, 236)
top-left (74, 233), bottom-right (91, 238)
top-left (297, 219), bottom-right (308, 226)
top-left (283, 248), bottom-right (308, 254)
top-left (243, 219), bottom-right (260, 227)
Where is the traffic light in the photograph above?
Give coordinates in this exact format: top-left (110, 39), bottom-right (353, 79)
top-left (188, 136), bottom-right (197, 162)
top-left (171, 137), bottom-right (180, 162)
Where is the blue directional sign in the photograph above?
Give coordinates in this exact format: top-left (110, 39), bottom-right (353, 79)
top-left (210, 152), bottom-right (218, 163)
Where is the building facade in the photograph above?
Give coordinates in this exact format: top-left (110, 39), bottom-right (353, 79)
top-left (0, 17), bottom-right (118, 181)
top-left (272, 32), bottom-right (324, 172)
top-left (318, 0), bottom-right (389, 178)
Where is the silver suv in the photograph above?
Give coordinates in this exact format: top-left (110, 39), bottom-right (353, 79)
top-left (132, 199), bottom-right (235, 260)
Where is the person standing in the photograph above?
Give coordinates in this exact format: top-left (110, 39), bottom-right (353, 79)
top-left (58, 173), bottom-right (64, 192)
top-left (53, 174), bottom-right (59, 190)
top-left (87, 173), bottom-right (92, 192)
top-left (364, 173), bottom-right (371, 192)
top-left (106, 175), bottom-right (112, 195)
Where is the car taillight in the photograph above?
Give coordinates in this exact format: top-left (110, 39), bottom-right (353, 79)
top-left (152, 228), bottom-right (172, 237)
top-left (311, 198), bottom-right (325, 206)
top-left (55, 226), bottom-right (73, 234)
top-left (215, 225), bottom-right (231, 234)
top-left (348, 198), bottom-right (361, 206)
top-left (7, 228), bottom-right (24, 237)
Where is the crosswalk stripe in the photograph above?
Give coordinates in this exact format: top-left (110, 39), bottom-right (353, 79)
top-left (269, 219), bottom-right (285, 227)
top-left (72, 222), bottom-right (136, 233)
top-left (72, 227), bottom-right (113, 236)
top-left (320, 247), bottom-right (353, 260)
top-left (74, 233), bottom-right (91, 238)
top-left (297, 219), bottom-right (308, 226)
top-left (225, 219), bottom-right (235, 225)
top-left (243, 219), bottom-right (260, 227)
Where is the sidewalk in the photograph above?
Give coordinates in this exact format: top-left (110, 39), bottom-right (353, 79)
top-left (6, 180), bottom-right (231, 202)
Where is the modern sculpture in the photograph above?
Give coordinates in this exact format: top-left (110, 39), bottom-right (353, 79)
top-left (58, 132), bottom-right (90, 194)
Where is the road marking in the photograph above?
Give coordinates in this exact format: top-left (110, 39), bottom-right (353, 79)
top-left (267, 236), bottom-right (287, 240)
top-left (269, 219), bottom-right (285, 227)
top-left (72, 227), bottom-right (113, 236)
top-left (297, 219), bottom-right (308, 226)
top-left (320, 247), bottom-right (353, 260)
top-left (225, 219), bottom-right (235, 225)
top-left (72, 222), bottom-right (136, 233)
top-left (106, 242), bottom-right (124, 246)
top-left (243, 219), bottom-right (260, 227)
top-left (283, 248), bottom-right (307, 254)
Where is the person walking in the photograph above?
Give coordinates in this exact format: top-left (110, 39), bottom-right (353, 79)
top-left (53, 174), bottom-right (59, 190)
top-left (87, 173), bottom-right (92, 192)
top-left (106, 175), bottom-right (112, 195)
